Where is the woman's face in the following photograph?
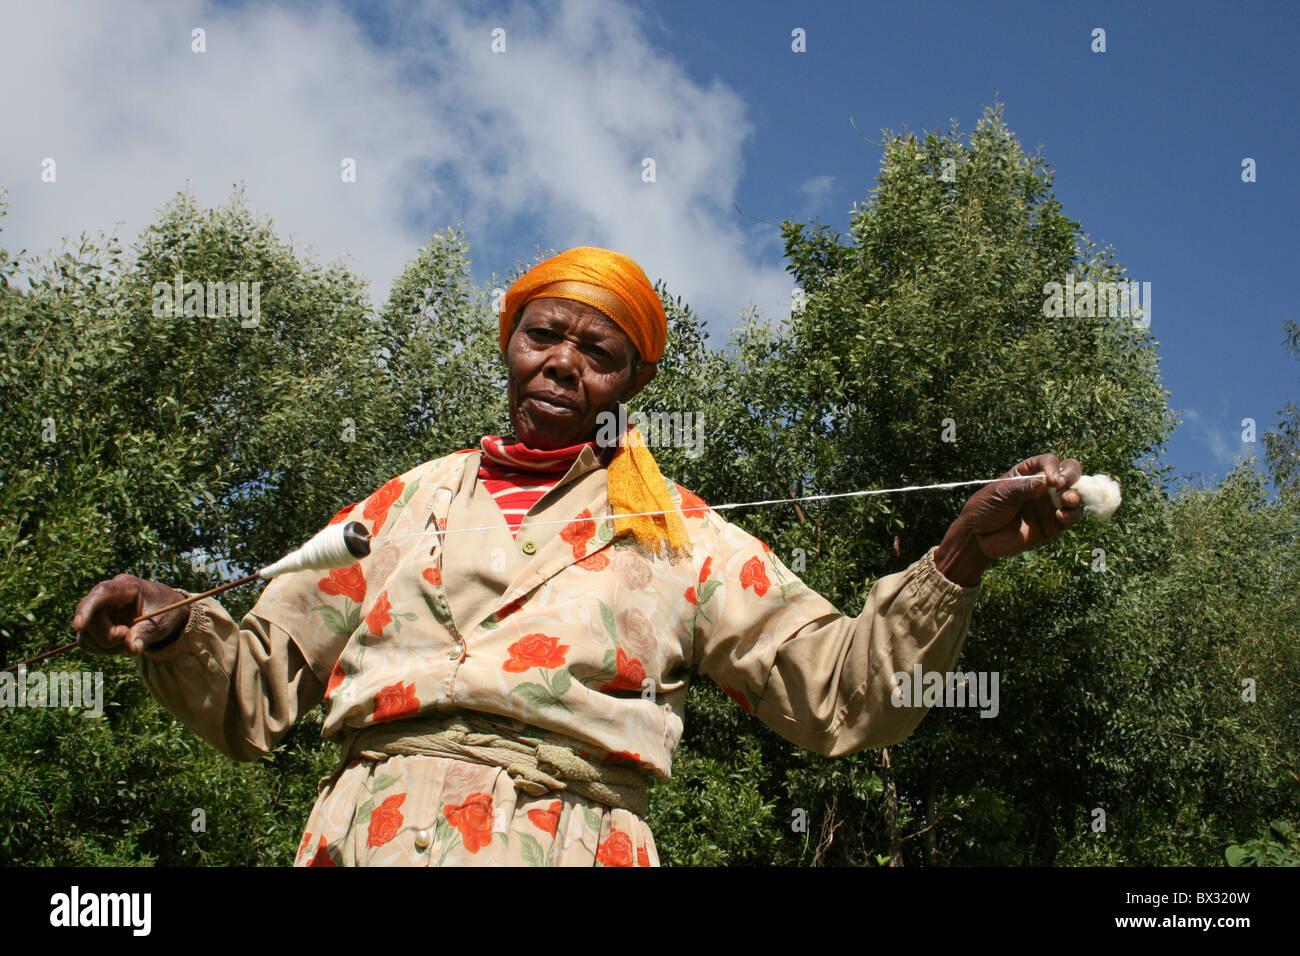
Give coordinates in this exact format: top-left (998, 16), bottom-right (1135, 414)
top-left (505, 297), bottom-right (655, 449)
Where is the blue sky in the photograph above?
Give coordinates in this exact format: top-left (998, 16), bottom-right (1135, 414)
top-left (2, 0), bottom-right (1295, 488)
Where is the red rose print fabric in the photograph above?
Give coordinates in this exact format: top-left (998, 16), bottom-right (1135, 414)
top-left (135, 448), bottom-right (977, 868)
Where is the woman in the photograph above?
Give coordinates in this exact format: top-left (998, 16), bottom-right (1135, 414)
top-left (73, 246), bottom-right (1084, 866)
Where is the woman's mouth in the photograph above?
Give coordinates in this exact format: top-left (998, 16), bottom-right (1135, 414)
top-left (526, 394), bottom-right (580, 416)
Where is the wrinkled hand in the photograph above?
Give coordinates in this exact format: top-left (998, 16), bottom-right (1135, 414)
top-left (934, 454), bottom-right (1085, 585)
top-left (72, 574), bottom-right (189, 656)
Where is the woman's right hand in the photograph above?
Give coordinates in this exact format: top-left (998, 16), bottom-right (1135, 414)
top-left (72, 575), bottom-right (190, 656)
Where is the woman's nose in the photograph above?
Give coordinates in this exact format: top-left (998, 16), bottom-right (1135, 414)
top-left (543, 342), bottom-right (581, 380)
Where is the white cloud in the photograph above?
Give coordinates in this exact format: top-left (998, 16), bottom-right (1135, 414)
top-left (1179, 406), bottom-right (1258, 468)
top-left (0, 0), bottom-right (791, 339)
top-left (799, 174), bottom-right (836, 205)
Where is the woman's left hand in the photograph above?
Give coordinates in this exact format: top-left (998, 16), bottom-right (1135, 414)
top-left (933, 454), bottom-right (1085, 585)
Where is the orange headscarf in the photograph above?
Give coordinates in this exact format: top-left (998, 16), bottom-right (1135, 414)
top-left (499, 247), bottom-right (689, 558)
top-left (499, 246), bottom-right (667, 363)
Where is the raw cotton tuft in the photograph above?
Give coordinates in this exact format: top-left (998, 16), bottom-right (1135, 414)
top-left (1050, 474), bottom-right (1122, 521)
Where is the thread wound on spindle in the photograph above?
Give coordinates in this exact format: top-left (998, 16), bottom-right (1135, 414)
top-left (258, 521), bottom-right (372, 579)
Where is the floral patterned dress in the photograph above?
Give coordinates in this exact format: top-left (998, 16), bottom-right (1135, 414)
top-left (136, 443), bottom-right (980, 866)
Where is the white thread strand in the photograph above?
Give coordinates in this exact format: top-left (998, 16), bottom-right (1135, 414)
top-left (259, 522), bottom-right (358, 578)
top-left (378, 472), bottom-right (1118, 544)
top-left (249, 472), bottom-right (1120, 582)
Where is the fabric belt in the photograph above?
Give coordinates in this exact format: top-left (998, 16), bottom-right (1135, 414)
top-left (326, 713), bottom-right (649, 817)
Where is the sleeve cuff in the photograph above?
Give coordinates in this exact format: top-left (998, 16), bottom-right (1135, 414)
top-left (918, 545), bottom-right (982, 612)
top-left (140, 597), bottom-right (206, 662)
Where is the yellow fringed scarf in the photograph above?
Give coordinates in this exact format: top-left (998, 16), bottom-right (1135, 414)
top-left (606, 424), bottom-right (691, 558)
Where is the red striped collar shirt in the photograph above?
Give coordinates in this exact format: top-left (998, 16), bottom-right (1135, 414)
top-left (477, 434), bottom-right (600, 537)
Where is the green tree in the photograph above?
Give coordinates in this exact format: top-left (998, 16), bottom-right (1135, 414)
top-left (1055, 464), bottom-right (1300, 865)
top-left (1263, 318), bottom-right (1300, 495)
top-left (643, 103), bottom-right (1203, 866)
top-left (0, 188), bottom-right (464, 864)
